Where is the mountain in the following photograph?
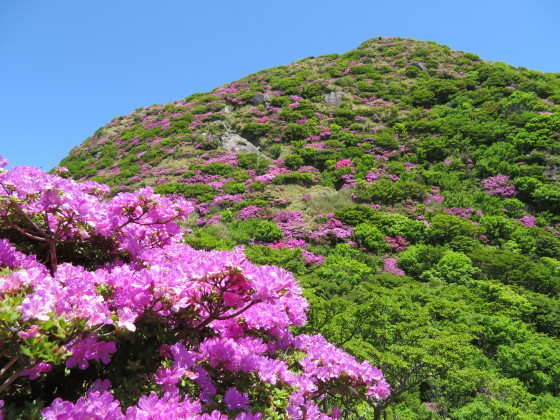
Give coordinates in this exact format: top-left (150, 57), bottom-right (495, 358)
top-left (57, 37), bottom-right (560, 418)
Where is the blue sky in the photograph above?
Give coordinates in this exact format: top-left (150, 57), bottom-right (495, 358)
top-left (1, 0), bottom-right (559, 170)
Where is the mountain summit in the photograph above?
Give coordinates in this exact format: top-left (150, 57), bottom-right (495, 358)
top-left (60, 37), bottom-right (559, 194)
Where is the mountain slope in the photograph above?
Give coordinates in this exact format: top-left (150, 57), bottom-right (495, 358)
top-left (56, 37), bottom-right (560, 418)
top-left (60, 37), bottom-right (560, 191)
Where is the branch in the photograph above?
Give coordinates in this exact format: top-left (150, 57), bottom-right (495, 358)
top-left (196, 299), bottom-right (260, 330)
top-left (2, 218), bottom-right (47, 242)
top-left (0, 355), bottom-right (19, 377)
top-left (215, 299), bottom-right (260, 321)
top-left (0, 369), bottom-right (23, 394)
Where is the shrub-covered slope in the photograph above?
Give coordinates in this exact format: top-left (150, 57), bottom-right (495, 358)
top-left (56, 37), bottom-right (560, 418)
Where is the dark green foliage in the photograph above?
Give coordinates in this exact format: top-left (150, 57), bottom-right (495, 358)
top-left (184, 226), bottom-right (235, 250)
top-left (271, 172), bottom-right (314, 186)
top-left (228, 219), bottom-right (283, 244)
top-left (355, 180), bottom-right (426, 205)
top-left (245, 245), bottom-right (306, 274)
top-left (469, 248), bottom-right (555, 294)
top-left (222, 181), bottom-right (246, 194)
top-left (200, 162), bottom-right (238, 177)
top-left (284, 154), bottom-right (305, 169)
top-left (154, 182), bottom-right (216, 202)
top-left (284, 123), bottom-right (311, 141)
top-left (237, 153), bottom-right (270, 173)
top-left (335, 205), bottom-right (380, 226)
top-left (240, 123), bottom-right (273, 141)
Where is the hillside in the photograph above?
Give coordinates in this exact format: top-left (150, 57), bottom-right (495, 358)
top-left (55, 37), bottom-right (560, 418)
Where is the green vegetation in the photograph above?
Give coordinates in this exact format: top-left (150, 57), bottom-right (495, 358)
top-left (55, 37), bottom-right (560, 418)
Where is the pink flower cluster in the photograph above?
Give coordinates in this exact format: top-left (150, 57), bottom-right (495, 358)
top-left (517, 216), bottom-right (536, 227)
top-left (424, 188), bottom-right (445, 205)
top-left (335, 159), bottom-right (353, 170)
top-left (385, 236), bottom-right (409, 252)
top-left (272, 211), bottom-right (307, 239)
top-left (443, 207), bottom-right (483, 219)
top-left (383, 258), bottom-right (405, 275)
top-left (482, 175), bottom-right (516, 197)
top-left (237, 205), bottom-right (264, 220)
top-left (309, 216), bottom-right (353, 243)
top-left (0, 163), bottom-right (389, 418)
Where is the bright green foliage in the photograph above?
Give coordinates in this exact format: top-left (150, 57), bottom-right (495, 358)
top-left (237, 153), bottom-right (270, 174)
top-left (227, 219), bottom-right (283, 244)
top-left (427, 214), bottom-right (482, 243)
top-left (184, 226), bottom-right (235, 250)
top-left (334, 205), bottom-right (380, 226)
top-left (376, 213), bottom-right (428, 243)
top-left (222, 181), bottom-right (246, 194)
top-left (271, 172), bottom-right (314, 186)
top-left (421, 250), bottom-right (480, 284)
top-left (398, 244), bottom-right (446, 277)
top-left (154, 183), bottom-right (217, 202)
top-left (353, 223), bottom-right (388, 254)
top-left (480, 216), bottom-right (517, 243)
top-left (354, 180), bottom-right (426, 205)
top-left (245, 245), bottom-right (306, 274)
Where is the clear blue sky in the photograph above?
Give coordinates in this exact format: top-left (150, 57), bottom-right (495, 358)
top-left (1, 0), bottom-right (559, 170)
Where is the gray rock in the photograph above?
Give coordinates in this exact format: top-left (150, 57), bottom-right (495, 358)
top-left (545, 163), bottom-right (560, 181)
top-left (417, 62), bottom-right (428, 71)
top-left (324, 91), bottom-right (344, 106)
top-left (252, 93), bottom-right (271, 106)
top-left (221, 106), bottom-right (231, 114)
top-left (220, 132), bottom-right (264, 155)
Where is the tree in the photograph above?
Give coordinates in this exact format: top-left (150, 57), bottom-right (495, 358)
top-left (302, 282), bottom-right (477, 420)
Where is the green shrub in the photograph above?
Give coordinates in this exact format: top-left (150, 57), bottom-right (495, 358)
top-left (404, 65), bottom-right (420, 78)
top-left (237, 153), bottom-right (270, 173)
top-left (272, 172), bottom-right (314, 186)
top-left (376, 213), bottom-right (428, 243)
top-left (265, 144), bottom-right (282, 159)
top-left (154, 183), bottom-right (216, 202)
top-left (427, 214), bottom-right (482, 243)
top-left (480, 216), bottom-right (517, 243)
top-left (232, 199), bottom-right (270, 210)
top-left (353, 223), bottom-right (388, 254)
top-left (335, 205), bottom-right (380, 226)
top-left (250, 180), bottom-right (267, 191)
top-left (184, 226), bottom-right (235, 251)
top-left (284, 123), bottom-right (311, 141)
top-left (228, 219), bottom-right (283, 244)
top-left (241, 123), bottom-right (273, 141)
top-left (200, 162), bottom-right (238, 177)
top-left (284, 154), bottom-right (305, 169)
top-left (222, 181), bottom-right (246, 195)
top-left (421, 251), bottom-right (480, 284)
top-left (355, 180), bottom-right (426, 205)
top-left (398, 244), bottom-right (446, 278)
top-left (245, 245), bottom-right (305, 274)
top-left (372, 129), bottom-right (399, 150)
top-left (254, 221), bottom-right (283, 242)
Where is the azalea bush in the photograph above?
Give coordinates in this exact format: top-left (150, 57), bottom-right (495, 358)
top-left (0, 157), bottom-right (389, 418)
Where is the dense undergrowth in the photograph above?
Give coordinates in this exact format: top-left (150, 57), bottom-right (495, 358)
top-left (29, 37), bottom-right (560, 417)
